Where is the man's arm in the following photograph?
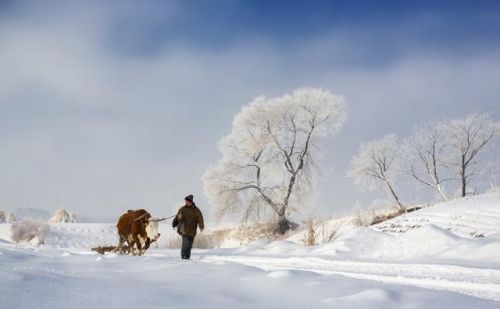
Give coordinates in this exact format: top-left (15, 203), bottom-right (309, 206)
top-left (197, 209), bottom-right (204, 231)
top-left (172, 209), bottom-right (181, 228)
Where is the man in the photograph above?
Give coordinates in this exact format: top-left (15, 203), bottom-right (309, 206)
top-left (172, 194), bottom-right (204, 259)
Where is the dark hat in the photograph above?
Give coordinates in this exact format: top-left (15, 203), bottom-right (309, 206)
top-left (185, 194), bottom-right (194, 202)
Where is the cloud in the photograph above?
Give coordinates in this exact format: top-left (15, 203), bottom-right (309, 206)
top-left (0, 1), bottom-right (499, 220)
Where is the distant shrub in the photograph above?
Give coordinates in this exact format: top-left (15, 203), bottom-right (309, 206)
top-left (303, 220), bottom-right (317, 246)
top-left (0, 210), bottom-right (17, 224)
top-left (353, 208), bottom-right (376, 227)
top-left (352, 206), bottom-right (408, 227)
top-left (11, 219), bottom-right (50, 245)
top-left (6, 213), bottom-right (17, 223)
top-left (0, 210), bottom-right (5, 223)
top-left (49, 208), bottom-right (78, 223)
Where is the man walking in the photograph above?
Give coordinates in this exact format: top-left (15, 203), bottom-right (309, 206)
top-left (172, 194), bottom-right (204, 259)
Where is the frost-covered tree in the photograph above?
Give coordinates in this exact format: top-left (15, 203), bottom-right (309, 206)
top-left (203, 88), bottom-right (346, 234)
top-left (0, 210), bottom-right (6, 224)
top-left (0, 210), bottom-right (17, 223)
top-left (404, 122), bottom-right (450, 201)
top-left (348, 134), bottom-right (405, 210)
top-left (445, 112), bottom-right (499, 197)
top-left (49, 208), bottom-right (78, 223)
top-left (6, 212), bottom-right (17, 223)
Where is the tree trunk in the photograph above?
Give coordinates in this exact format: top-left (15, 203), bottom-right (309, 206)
top-left (461, 172), bottom-right (466, 197)
top-left (277, 213), bottom-right (291, 235)
top-left (436, 183), bottom-right (448, 201)
top-left (385, 181), bottom-right (405, 212)
top-left (460, 156), bottom-right (467, 197)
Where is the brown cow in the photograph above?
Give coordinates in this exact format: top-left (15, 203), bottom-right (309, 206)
top-left (115, 209), bottom-right (163, 255)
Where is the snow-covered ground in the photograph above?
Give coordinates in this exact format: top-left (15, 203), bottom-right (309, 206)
top-left (373, 193), bottom-right (500, 238)
top-left (1, 193), bottom-right (500, 308)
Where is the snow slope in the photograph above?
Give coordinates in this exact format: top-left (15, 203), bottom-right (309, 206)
top-left (373, 193), bottom-right (500, 238)
top-left (1, 193), bottom-right (500, 308)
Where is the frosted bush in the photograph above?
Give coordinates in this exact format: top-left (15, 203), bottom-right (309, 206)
top-left (49, 208), bottom-right (78, 223)
top-left (6, 213), bottom-right (17, 223)
top-left (0, 210), bottom-right (6, 223)
top-left (11, 219), bottom-right (50, 246)
top-left (0, 210), bottom-right (18, 223)
top-left (353, 209), bottom-right (376, 227)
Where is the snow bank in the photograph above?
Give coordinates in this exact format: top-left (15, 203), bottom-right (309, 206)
top-left (437, 233), bottom-right (500, 264)
top-left (373, 193), bottom-right (500, 238)
top-left (217, 193), bottom-right (500, 266)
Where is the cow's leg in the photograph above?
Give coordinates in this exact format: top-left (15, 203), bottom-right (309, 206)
top-left (132, 234), bottom-right (142, 255)
top-left (144, 238), bottom-right (151, 252)
top-left (125, 237), bottom-right (133, 254)
top-left (129, 241), bottom-right (137, 255)
top-left (135, 234), bottom-right (149, 255)
top-left (121, 242), bottom-right (129, 255)
top-left (116, 236), bottom-right (126, 254)
top-left (139, 237), bottom-right (148, 255)
top-left (123, 236), bottom-right (134, 254)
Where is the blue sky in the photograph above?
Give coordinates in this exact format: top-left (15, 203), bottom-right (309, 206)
top-left (0, 0), bottom-right (499, 221)
top-left (103, 1), bottom-right (500, 57)
top-left (100, 1), bottom-right (494, 45)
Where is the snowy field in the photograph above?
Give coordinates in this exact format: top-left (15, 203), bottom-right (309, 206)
top-left (2, 194), bottom-right (500, 308)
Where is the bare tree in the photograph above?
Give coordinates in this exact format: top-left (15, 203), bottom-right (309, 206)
top-left (445, 112), bottom-right (499, 197)
top-left (348, 134), bottom-right (405, 211)
top-left (203, 88), bottom-right (346, 234)
top-left (404, 122), bottom-right (450, 201)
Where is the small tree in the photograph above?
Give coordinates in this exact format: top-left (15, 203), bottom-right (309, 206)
top-left (445, 112), bottom-right (499, 197)
top-left (49, 208), bottom-right (78, 223)
top-left (0, 210), bottom-right (6, 224)
top-left (404, 122), bottom-right (450, 201)
top-left (0, 210), bottom-right (17, 223)
top-left (348, 134), bottom-right (405, 211)
top-left (6, 212), bottom-right (17, 223)
top-left (204, 88), bottom-right (346, 234)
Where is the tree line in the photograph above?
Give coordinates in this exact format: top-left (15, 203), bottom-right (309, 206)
top-left (203, 88), bottom-right (499, 233)
top-left (348, 112), bottom-right (499, 210)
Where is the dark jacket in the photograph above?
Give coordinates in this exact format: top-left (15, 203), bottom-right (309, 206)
top-left (172, 204), bottom-right (204, 236)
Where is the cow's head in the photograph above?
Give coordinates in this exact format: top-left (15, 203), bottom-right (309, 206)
top-left (145, 218), bottom-right (163, 241)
